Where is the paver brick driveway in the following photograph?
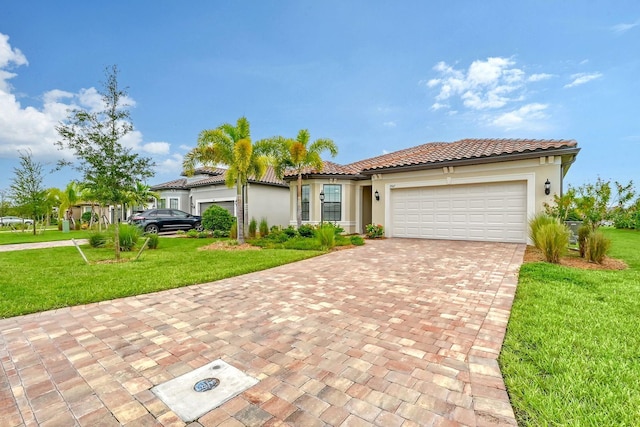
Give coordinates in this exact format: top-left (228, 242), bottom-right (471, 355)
top-left (0, 238), bottom-right (525, 426)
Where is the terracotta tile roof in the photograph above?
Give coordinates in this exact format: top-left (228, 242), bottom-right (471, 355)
top-left (153, 166), bottom-right (286, 190)
top-left (150, 178), bottom-right (188, 190)
top-left (285, 138), bottom-right (578, 177)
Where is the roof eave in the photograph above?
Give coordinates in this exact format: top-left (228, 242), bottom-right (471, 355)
top-left (360, 147), bottom-right (581, 175)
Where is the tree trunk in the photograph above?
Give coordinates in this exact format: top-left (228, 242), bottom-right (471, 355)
top-left (114, 204), bottom-right (121, 260)
top-left (296, 173), bottom-right (303, 228)
top-left (236, 182), bottom-right (245, 244)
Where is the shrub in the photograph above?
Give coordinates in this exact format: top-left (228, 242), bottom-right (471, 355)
top-left (315, 223), bottom-right (336, 250)
top-left (202, 205), bottom-right (234, 232)
top-left (587, 231), bottom-right (611, 264)
top-left (229, 219), bottom-right (237, 239)
top-left (89, 232), bottom-right (107, 248)
top-left (533, 221), bottom-right (570, 264)
top-left (284, 237), bottom-right (323, 250)
top-left (186, 229), bottom-right (199, 238)
top-left (350, 235), bottom-right (365, 246)
top-left (248, 218), bottom-right (257, 238)
top-left (365, 223), bottom-right (384, 239)
top-left (81, 211), bottom-right (98, 223)
top-left (259, 218), bottom-right (269, 237)
top-left (528, 213), bottom-right (556, 249)
top-left (212, 229), bottom-right (229, 238)
top-left (118, 224), bottom-right (140, 251)
top-left (283, 226), bottom-right (297, 238)
top-left (577, 224), bottom-right (591, 258)
top-left (298, 224), bottom-right (314, 238)
top-left (145, 233), bottom-right (159, 249)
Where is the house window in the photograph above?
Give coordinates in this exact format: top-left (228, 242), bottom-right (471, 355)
top-left (169, 198), bottom-right (179, 209)
top-left (301, 185), bottom-right (310, 221)
top-left (323, 184), bottom-right (341, 222)
top-left (158, 199), bottom-right (167, 209)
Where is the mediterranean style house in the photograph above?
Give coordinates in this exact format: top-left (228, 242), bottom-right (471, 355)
top-left (150, 166), bottom-right (290, 227)
top-left (283, 138), bottom-right (580, 244)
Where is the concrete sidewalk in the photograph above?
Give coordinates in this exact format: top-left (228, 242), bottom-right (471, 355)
top-left (0, 239), bottom-right (89, 252)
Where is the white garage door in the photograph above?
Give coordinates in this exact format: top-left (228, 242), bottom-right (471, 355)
top-left (391, 181), bottom-right (527, 243)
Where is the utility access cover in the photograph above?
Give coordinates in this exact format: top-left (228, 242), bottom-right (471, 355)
top-left (151, 359), bottom-right (259, 422)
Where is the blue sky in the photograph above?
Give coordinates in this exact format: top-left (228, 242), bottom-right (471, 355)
top-left (1, 1), bottom-right (638, 193)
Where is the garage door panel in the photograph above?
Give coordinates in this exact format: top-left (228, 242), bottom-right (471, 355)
top-left (391, 181), bottom-right (526, 243)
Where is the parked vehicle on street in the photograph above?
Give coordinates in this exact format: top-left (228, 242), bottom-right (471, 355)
top-left (129, 209), bottom-right (202, 233)
top-left (0, 216), bottom-right (34, 227)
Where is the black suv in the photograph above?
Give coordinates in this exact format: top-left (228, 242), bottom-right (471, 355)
top-left (129, 209), bottom-right (203, 233)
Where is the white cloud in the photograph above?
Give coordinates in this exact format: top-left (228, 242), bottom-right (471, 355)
top-left (425, 56), bottom-right (547, 111)
top-left (179, 144), bottom-right (193, 151)
top-left (143, 141), bottom-right (171, 154)
top-left (156, 153), bottom-right (184, 176)
top-left (382, 121), bottom-right (396, 128)
top-left (0, 31), bottom-right (164, 172)
top-left (611, 21), bottom-right (639, 34)
top-left (491, 103), bottom-right (549, 130)
top-left (528, 73), bottom-right (553, 82)
top-left (564, 72), bottom-right (603, 88)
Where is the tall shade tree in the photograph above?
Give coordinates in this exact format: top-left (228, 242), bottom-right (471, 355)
top-left (183, 117), bottom-right (268, 243)
top-left (56, 65), bottom-right (155, 258)
top-left (9, 150), bottom-right (47, 235)
top-left (268, 130), bottom-right (337, 228)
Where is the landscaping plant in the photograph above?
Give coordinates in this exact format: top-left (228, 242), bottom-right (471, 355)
top-left (259, 218), bottom-right (269, 237)
top-left (202, 205), bottom-right (235, 233)
top-left (365, 223), bottom-right (384, 239)
top-left (298, 224), bottom-right (314, 237)
top-left (88, 232), bottom-right (108, 248)
top-left (248, 217), bottom-right (257, 238)
top-left (117, 224), bottom-right (140, 251)
top-left (529, 214), bottom-right (570, 264)
top-left (586, 231), bottom-right (611, 264)
top-left (577, 224), bottom-right (591, 258)
top-left (315, 223), bottom-right (336, 250)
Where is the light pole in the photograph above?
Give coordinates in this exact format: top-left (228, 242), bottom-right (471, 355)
top-left (319, 190), bottom-right (325, 224)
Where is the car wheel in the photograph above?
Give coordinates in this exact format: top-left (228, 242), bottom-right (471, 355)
top-left (145, 224), bottom-right (160, 234)
top-left (195, 222), bottom-right (203, 232)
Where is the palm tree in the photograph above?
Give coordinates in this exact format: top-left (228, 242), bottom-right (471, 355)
top-left (183, 117), bottom-right (268, 243)
top-left (49, 181), bottom-right (82, 227)
top-left (126, 182), bottom-right (159, 216)
top-left (267, 130), bottom-right (337, 228)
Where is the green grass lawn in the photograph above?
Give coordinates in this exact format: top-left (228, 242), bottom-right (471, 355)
top-left (500, 228), bottom-right (640, 426)
top-left (0, 237), bottom-right (321, 318)
top-left (0, 228), bottom-right (93, 244)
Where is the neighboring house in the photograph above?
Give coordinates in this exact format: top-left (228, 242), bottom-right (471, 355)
top-left (151, 166), bottom-right (290, 227)
top-left (283, 138), bottom-right (580, 244)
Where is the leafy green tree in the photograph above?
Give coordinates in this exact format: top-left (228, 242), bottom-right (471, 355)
top-left (56, 65), bottom-right (154, 258)
top-left (9, 150), bottom-right (47, 235)
top-left (183, 117), bottom-right (267, 243)
top-left (575, 177), bottom-right (611, 230)
top-left (266, 129), bottom-right (337, 228)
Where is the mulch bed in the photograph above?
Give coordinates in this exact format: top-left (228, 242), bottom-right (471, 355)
top-left (523, 246), bottom-right (627, 270)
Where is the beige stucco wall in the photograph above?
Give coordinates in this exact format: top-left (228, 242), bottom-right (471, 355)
top-left (290, 155), bottom-right (566, 236)
top-left (247, 184), bottom-right (290, 227)
top-left (370, 156), bottom-right (564, 236)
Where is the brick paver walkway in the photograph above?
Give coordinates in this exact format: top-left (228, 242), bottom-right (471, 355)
top-left (0, 238), bottom-right (525, 426)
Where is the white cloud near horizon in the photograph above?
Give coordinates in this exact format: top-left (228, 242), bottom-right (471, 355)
top-left (564, 72), bottom-right (603, 88)
top-left (0, 31), bottom-right (176, 183)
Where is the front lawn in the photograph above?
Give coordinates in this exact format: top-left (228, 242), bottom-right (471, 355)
top-left (0, 228), bottom-right (93, 245)
top-left (500, 229), bottom-right (640, 426)
top-left (0, 237), bottom-right (321, 318)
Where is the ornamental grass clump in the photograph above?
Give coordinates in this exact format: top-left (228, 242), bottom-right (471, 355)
top-left (577, 224), bottom-right (591, 258)
top-left (259, 218), bottom-right (269, 237)
top-left (586, 231), bottom-right (611, 264)
top-left (315, 223), bottom-right (336, 250)
top-left (248, 218), bottom-right (257, 238)
top-left (118, 224), bottom-right (140, 251)
top-left (529, 214), bottom-right (570, 264)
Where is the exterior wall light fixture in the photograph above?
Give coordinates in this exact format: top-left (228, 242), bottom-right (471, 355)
top-left (374, 190), bottom-right (380, 201)
top-left (544, 179), bottom-right (551, 195)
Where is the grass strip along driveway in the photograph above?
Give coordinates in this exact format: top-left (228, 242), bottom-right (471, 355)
top-left (0, 237), bottom-right (321, 318)
top-left (500, 229), bottom-right (640, 426)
